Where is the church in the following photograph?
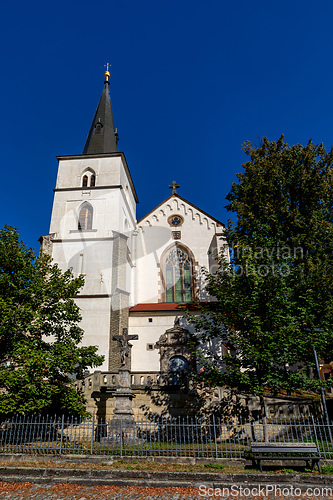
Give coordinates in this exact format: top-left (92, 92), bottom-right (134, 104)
top-left (39, 67), bottom-right (228, 417)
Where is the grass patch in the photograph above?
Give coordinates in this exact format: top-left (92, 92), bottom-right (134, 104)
top-left (0, 459), bottom-right (325, 475)
top-left (0, 459), bottom-right (244, 473)
top-left (322, 464), bottom-right (333, 475)
top-left (204, 462), bottom-right (225, 470)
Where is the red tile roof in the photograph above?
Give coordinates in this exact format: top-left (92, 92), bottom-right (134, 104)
top-left (129, 302), bottom-right (213, 312)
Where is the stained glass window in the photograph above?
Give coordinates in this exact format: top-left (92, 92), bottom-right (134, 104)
top-left (164, 246), bottom-right (193, 302)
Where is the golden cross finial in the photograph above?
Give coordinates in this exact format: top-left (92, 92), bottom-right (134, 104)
top-left (104, 63), bottom-right (111, 82)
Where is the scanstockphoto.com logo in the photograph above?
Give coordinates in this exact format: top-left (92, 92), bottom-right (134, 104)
top-left (199, 483), bottom-right (333, 497)
top-left (227, 243), bottom-right (305, 278)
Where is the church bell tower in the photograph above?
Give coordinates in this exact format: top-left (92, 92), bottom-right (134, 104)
top-left (43, 66), bottom-right (138, 372)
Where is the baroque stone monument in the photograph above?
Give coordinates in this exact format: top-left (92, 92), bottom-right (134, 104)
top-left (108, 328), bottom-right (139, 441)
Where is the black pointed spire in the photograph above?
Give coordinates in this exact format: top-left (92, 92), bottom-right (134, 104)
top-left (83, 65), bottom-right (119, 154)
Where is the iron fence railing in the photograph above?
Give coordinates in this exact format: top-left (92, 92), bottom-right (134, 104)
top-left (0, 414), bottom-right (333, 459)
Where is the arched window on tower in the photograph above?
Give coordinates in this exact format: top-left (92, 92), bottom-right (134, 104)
top-left (94, 122), bottom-right (103, 134)
top-left (81, 169), bottom-right (96, 188)
top-left (78, 203), bottom-right (93, 230)
top-left (162, 245), bottom-right (194, 303)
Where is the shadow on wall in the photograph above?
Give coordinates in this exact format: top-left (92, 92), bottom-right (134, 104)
top-left (139, 374), bottom-right (253, 420)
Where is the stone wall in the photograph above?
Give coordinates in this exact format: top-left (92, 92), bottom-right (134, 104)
top-left (77, 371), bottom-right (323, 420)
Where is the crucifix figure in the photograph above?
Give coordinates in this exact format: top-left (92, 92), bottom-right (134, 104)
top-left (113, 328), bottom-right (139, 368)
top-left (169, 181), bottom-right (180, 195)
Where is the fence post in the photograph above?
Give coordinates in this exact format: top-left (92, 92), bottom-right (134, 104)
top-left (212, 414), bottom-right (218, 459)
top-left (262, 415), bottom-right (269, 443)
top-left (59, 414), bottom-right (65, 455)
top-left (120, 414), bottom-right (123, 458)
top-left (311, 414), bottom-right (321, 457)
top-left (90, 413), bottom-right (95, 455)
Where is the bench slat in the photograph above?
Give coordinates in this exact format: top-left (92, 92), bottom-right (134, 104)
top-left (252, 442), bottom-right (317, 448)
top-left (252, 443), bottom-right (318, 453)
top-left (252, 447), bottom-right (317, 453)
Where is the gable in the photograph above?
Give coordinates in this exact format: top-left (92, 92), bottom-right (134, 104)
top-left (137, 194), bottom-right (224, 229)
top-left (134, 194), bottom-right (227, 305)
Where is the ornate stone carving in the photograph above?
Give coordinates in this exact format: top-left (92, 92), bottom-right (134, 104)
top-left (155, 317), bottom-right (196, 373)
top-left (113, 328), bottom-right (139, 370)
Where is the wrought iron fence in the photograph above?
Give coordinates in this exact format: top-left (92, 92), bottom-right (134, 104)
top-left (0, 414), bottom-right (333, 459)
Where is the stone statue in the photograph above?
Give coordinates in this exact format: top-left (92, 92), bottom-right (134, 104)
top-left (113, 328), bottom-right (139, 369)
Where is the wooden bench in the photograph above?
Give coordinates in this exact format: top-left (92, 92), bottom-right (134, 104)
top-left (251, 442), bottom-right (321, 473)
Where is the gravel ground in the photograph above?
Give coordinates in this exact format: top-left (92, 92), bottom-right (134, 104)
top-left (0, 482), bottom-right (331, 499)
top-left (0, 483), bottom-right (201, 499)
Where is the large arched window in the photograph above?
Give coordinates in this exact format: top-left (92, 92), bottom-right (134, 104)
top-left (78, 203), bottom-right (93, 230)
top-left (163, 245), bottom-right (194, 302)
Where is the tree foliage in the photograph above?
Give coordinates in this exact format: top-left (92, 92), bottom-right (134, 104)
top-left (191, 136), bottom-right (333, 396)
top-left (0, 226), bottom-right (104, 416)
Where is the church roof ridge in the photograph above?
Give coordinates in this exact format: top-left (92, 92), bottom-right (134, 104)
top-left (137, 193), bottom-right (224, 227)
top-left (82, 67), bottom-right (119, 154)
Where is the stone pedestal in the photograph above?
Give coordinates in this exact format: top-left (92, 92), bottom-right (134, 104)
top-left (106, 368), bottom-right (139, 443)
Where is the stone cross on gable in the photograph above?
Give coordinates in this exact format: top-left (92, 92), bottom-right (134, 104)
top-left (169, 181), bottom-right (180, 195)
top-left (113, 328), bottom-right (139, 369)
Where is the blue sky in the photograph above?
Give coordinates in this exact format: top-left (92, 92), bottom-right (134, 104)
top-left (1, 0), bottom-right (333, 250)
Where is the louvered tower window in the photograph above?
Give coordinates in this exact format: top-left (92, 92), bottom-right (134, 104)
top-left (90, 175), bottom-right (95, 187)
top-left (164, 246), bottom-right (193, 302)
top-left (82, 175), bottom-right (88, 187)
top-left (78, 203), bottom-right (93, 230)
top-left (94, 122), bottom-right (102, 134)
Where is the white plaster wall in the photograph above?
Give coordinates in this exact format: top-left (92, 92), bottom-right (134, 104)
top-left (51, 239), bottom-right (113, 296)
top-left (129, 314), bottom-right (178, 372)
top-left (50, 190), bottom-right (131, 239)
top-left (75, 296), bottom-right (111, 372)
top-left (55, 156), bottom-right (122, 189)
top-left (119, 163), bottom-right (136, 216)
top-left (129, 313), bottom-right (197, 372)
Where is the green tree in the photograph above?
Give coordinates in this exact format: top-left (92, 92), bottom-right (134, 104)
top-left (191, 136), bottom-right (333, 400)
top-left (0, 226), bottom-right (104, 417)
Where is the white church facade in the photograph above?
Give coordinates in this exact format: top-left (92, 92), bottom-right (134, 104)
top-left (40, 68), bottom-right (227, 417)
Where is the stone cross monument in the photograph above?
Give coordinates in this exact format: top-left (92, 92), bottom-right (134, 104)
top-left (109, 328), bottom-right (139, 440)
